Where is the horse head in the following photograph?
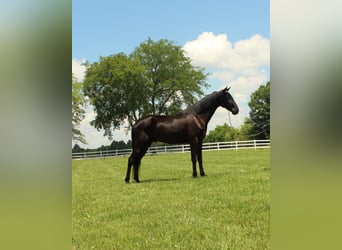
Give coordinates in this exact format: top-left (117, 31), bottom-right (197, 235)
top-left (221, 87), bottom-right (239, 115)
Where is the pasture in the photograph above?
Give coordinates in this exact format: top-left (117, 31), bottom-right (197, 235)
top-left (72, 149), bottom-right (270, 249)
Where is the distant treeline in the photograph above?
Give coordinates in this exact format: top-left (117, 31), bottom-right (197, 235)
top-left (72, 140), bottom-right (174, 153)
top-left (73, 140), bottom-right (130, 153)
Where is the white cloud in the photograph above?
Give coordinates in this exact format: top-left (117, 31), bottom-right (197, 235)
top-left (183, 32), bottom-right (269, 70)
top-left (183, 33), bottom-right (233, 69)
top-left (183, 32), bottom-right (270, 128)
top-left (72, 58), bottom-right (87, 81)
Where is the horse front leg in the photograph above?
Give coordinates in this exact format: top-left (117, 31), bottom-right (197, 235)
top-left (190, 142), bottom-right (198, 178)
top-left (197, 143), bottom-right (205, 177)
top-left (133, 159), bottom-right (141, 183)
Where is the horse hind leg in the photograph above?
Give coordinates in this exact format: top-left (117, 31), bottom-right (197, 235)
top-left (125, 152), bottom-right (141, 183)
top-left (126, 126), bottom-right (152, 183)
top-left (133, 138), bottom-right (152, 183)
top-left (125, 155), bottom-right (134, 184)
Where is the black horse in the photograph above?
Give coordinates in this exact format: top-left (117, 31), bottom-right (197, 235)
top-left (125, 87), bottom-right (239, 183)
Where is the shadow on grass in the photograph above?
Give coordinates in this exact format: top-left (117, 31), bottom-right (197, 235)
top-left (140, 177), bottom-right (181, 183)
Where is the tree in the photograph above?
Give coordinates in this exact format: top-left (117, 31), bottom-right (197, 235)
top-left (83, 53), bottom-right (147, 139)
top-left (247, 81), bottom-right (270, 139)
top-left (72, 74), bottom-right (87, 144)
top-left (72, 144), bottom-right (84, 153)
top-left (83, 38), bottom-right (208, 139)
top-left (132, 38), bottom-right (208, 115)
top-left (109, 140), bottom-right (128, 150)
top-left (204, 123), bottom-right (243, 142)
top-left (239, 118), bottom-right (254, 139)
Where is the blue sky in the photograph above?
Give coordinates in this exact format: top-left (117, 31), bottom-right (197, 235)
top-left (73, 0), bottom-right (269, 61)
top-left (73, 0), bottom-right (270, 148)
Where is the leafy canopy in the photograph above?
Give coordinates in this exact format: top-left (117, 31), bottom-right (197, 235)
top-left (72, 74), bottom-right (87, 144)
top-left (247, 81), bottom-right (270, 139)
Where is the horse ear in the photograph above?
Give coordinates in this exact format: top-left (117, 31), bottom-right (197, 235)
top-left (227, 86), bottom-right (231, 91)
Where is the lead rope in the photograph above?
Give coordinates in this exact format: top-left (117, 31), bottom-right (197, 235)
top-left (228, 111), bottom-right (233, 127)
top-left (228, 111), bottom-right (268, 138)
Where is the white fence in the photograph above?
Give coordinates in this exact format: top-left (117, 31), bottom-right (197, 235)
top-left (72, 139), bottom-right (270, 160)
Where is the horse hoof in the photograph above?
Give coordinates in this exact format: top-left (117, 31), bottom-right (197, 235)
top-left (200, 173), bottom-right (206, 177)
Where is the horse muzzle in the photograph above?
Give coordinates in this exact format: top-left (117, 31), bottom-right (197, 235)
top-left (231, 108), bottom-right (239, 115)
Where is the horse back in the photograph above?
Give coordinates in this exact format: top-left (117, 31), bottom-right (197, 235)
top-left (132, 114), bottom-right (206, 144)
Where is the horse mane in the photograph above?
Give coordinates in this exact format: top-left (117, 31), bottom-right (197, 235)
top-left (182, 91), bottom-right (221, 115)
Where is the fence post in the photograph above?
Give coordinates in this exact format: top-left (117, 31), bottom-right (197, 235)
top-left (164, 146), bottom-right (167, 153)
top-left (254, 139), bottom-right (256, 150)
top-left (182, 144), bottom-right (184, 153)
top-left (235, 141), bottom-right (238, 150)
top-left (217, 142), bottom-right (220, 151)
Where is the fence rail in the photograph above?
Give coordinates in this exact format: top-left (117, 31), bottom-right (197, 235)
top-left (72, 139), bottom-right (270, 160)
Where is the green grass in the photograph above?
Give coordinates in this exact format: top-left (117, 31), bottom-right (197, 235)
top-left (72, 149), bottom-right (270, 249)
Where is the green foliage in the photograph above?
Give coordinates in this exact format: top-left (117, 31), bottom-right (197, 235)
top-left (72, 140), bottom-right (132, 153)
top-left (204, 123), bottom-right (249, 142)
top-left (248, 81), bottom-right (270, 139)
top-left (83, 38), bottom-right (208, 139)
top-left (72, 144), bottom-right (83, 153)
top-left (72, 74), bottom-right (87, 144)
top-left (83, 53), bottom-right (147, 139)
top-left (240, 117), bottom-right (254, 139)
top-left (72, 149), bottom-right (270, 249)
top-left (132, 38), bottom-right (208, 114)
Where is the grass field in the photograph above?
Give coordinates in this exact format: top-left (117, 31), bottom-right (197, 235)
top-left (72, 149), bottom-right (270, 249)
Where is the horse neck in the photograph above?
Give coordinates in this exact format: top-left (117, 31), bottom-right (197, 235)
top-left (191, 96), bottom-right (219, 124)
top-left (196, 98), bottom-right (220, 124)
top-left (183, 92), bottom-right (222, 124)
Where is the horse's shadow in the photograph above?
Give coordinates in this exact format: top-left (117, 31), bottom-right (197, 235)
top-left (140, 177), bottom-right (181, 183)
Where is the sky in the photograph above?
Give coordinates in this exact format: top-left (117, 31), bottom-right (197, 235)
top-left (72, 0), bottom-right (270, 148)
